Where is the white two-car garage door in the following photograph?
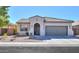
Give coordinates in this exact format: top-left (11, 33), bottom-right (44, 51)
top-left (45, 26), bottom-right (68, 36)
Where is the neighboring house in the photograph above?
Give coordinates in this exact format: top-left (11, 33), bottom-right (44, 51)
top-left (72, 21), bottom-right (79, 35)
top-left (7, 23), bottom-right (17, 35)
top-left (0, 23), bottom-right (16, 35)
top-left (16, 15), bottom-right (74, 36)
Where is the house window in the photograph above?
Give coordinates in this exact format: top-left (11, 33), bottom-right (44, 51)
top-left (20, 27), bottom-right (28, 31)
top-left (20, 24), bottom-right (28, 31)
top-left (25, 28), bottom-right (28, 31)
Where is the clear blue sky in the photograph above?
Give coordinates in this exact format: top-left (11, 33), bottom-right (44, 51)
top-left (8, 6), bottom-right (79, 24)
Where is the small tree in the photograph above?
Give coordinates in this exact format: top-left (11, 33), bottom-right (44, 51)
top-left (0, 6), bottom-right (10, 36)
top-left (0, 6), bottom-right (10, 27)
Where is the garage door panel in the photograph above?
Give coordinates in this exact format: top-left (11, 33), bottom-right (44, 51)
top-left (45, 26), bottom-right (67, 36)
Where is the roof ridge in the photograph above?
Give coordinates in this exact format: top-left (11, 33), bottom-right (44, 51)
top-left (44, 16), bottom-right (73, 22)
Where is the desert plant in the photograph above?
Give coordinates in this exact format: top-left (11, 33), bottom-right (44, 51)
top-left (3, 33), bottom-right (8, 39)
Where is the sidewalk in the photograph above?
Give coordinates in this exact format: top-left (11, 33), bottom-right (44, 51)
top-left (0, 39), bottom-right (79, 47)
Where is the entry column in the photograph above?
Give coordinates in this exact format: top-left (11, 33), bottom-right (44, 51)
top-left (68, 25), bottom-right (74, 36)
top-left (40, 23), bottom-right (45, 36)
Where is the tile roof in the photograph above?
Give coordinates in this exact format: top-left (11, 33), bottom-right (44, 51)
top-left (72, 21), bottom-right (79, 26)
top-left (16, 18), bottom-right (29, 23)
top-left (44, 17), bottom-right (73, 23)
top-left (16, 15), bottom-right (74, 23)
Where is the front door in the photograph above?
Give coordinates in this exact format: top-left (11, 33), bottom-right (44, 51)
top-left (34, 23), bottom-right (40, 35)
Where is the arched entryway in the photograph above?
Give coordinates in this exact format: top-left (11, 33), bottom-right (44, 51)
top-left (34, 23), bottom-right (40, 35)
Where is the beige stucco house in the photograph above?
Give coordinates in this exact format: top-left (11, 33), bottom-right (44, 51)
top-left (72, 21), bottom-right (79, 36)
top-left (16, 15), bottom-right (74, 36)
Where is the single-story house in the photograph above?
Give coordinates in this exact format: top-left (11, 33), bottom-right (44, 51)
top-left (16, 15), bottom-right (74, 36)
top-left (72, 21), bottom-right (79, 35)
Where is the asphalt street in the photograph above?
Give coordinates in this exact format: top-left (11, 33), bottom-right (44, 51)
top-left (0, 46), bottom-right (79, 53)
